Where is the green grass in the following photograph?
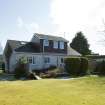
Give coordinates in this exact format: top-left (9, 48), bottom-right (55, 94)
top-left (0, 76), bottom-right (105, 105)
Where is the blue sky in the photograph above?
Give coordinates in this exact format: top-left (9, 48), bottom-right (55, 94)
top-left (0, 0), bottom-right (105, 54)
top-left (0, 0), bottom-right (56, 50)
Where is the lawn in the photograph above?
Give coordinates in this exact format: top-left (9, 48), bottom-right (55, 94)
top-left (0, 76), bottom-right (105, 105)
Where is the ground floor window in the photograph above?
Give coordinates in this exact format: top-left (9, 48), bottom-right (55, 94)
top-left (32, 56), bottom-right (36, 64)
top-left (44, 57), bottom-right (50, 63)
top-left (27, 56), bottom-right (36, 64)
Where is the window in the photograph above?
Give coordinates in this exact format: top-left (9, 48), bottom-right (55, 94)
top-left (27, 56), bottom-right (36, 64)
top-left (44, 39), bottom-right (49, 46)
top-left (60, 41), bottom-right (64, 49)
top-left (44, 57), bottom-right (50, 63)
top-left (53, 41), bottom-right (58, 48)
top-left (27, 57), bottom-right (32, 64)
top-left (32, 56), bottom-right (36, 64)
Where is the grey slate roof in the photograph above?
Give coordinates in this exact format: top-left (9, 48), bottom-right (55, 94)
top-left (7, 40), bottom-right (40, 53)
top-left (7, 40), bottom-right (28, 50)
top-left (34, 33), bottom-right (69, 42)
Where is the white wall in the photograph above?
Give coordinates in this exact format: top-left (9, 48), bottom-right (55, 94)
top-left (8, 52), bottom-right (66, 73)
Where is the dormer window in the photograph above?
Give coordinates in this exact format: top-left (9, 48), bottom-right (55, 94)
top-left (60, 41), bottom-right (64, 49)
top-left (44, 39), bottom-right (49, 46)
top-left (54, 41), bottom-right (58, 49)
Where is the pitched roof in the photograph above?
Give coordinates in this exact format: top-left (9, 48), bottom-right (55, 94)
top-left (7, 40), bottom-right (40, 53)
top-left (34, 33), bottom-right (69, 42)
top-left (67, 46), bottom-right (81, 56)
top-left (7, 40), bottom-right (28, 50)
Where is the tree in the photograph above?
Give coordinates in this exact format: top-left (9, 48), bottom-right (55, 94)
top-left (70, 31), bottom-right (91, 55)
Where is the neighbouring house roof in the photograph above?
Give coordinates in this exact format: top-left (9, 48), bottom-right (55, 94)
top-left (34, 33), bottom-right (69, 42)
top-left (7, 40), bottom-right (40, 53)
top-left (67, 46), bottom-right (81, 56)
top-left (86, 55), bottom-right (105, 60)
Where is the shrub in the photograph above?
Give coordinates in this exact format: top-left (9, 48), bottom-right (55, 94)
top-left (48, 65), bottom-right (57, 70)
top-left (79, 57), bottom-right (88, 75)
top-left (64, 57), bottom-right (88, 76)
top-left (40, 71), bottom-right (57, 78)
top-left (64, 57), bottom-right (81, 76)
top-left (40, 68), bottom-right (60, 78)
top-left (14, 58), bottom-right (28, 79)
top-left (2, 62), bottom-right (5, 73)
top-left (27, 72), bottom-right (37, 80)
top-left (94, 60), bottom-right (105, 75)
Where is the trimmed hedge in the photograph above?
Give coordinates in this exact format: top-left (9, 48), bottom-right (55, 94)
top-left (64, 57), bottom-right (88, 76)
top-left (94, 60), bottom-right (105, 75)
top-left (64, 57), bottom-right (81, 75)
top-left (79, 57), bottom-right (88, 75)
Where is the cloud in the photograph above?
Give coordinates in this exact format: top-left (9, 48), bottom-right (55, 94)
top-left (50, 0), bottom-right (105, 54)
top-left (17, 16), bottom-right (39, 33)
top-left (17, 16), bottom-right (24, 28)
top-left (25, 23), bottom-right (39, 34)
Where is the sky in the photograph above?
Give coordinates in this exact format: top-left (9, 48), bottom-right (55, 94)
top-left (0, 0), bottom-right (105, 54)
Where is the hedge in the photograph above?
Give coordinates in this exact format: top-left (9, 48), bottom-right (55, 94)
top-left (64, 57), bottom-right (88, 76)
top-left (94, 60), bottom-right (105, 75)
top-left (79, 57), bottom-right (88, 75)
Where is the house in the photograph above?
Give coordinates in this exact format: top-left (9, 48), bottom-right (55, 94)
top-left (3, 33), bottom-right (81, 73)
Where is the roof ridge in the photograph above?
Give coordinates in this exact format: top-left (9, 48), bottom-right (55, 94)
top-left (35, 33), bottom-right (65, 38)
top-left (34, 33), bottom-right (69, 42)
top-left (7, 39), bottom-right (29, 43)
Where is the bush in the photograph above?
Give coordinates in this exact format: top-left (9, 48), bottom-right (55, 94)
top-left (14, 61), bottom-right (27, 79)
top-left (2, 62), bottom-right (5, 73)
top-left (64, 57), bottom-right (88, 76)
top-left (94, 60), bottom-right (105, 75)
top-left (27, 72), bottom-right (37, 80)
top-left (48, 65), bottom-right (57, 70)
top-left (79, 57), bottom-right (88, 75)
top-left (40, 71), bottom-right (57, 78)
top-left (64, 57), bottom-right (81, 76)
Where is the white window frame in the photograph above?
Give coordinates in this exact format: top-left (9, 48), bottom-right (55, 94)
top-left (27, 56), bottom-right (36, 64)
top-left (27, 57), bottom-right (32, 64)
top-left (32, 56), bottom-right (36, 64)
top-left (53, 41), bottom-right (58, 49)
top-left (60, 41), bottom-right (64, 49)
top-left (44, 39), bottom-right (49, 46)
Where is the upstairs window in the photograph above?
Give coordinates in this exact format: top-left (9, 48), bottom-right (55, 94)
top-left (44, 39), bottom-right (49, 46)
top-left (54, 41), bottom-right (58, 49)
top-left (60, 41), bottom-right (64, 49)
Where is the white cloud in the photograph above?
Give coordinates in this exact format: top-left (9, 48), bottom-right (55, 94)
top-left (25, 23), bottom-right (39, 34)
top-left (17, 16), bottom-right (24, 28)
top-left (17, 16), bottom-right (39, 34)
top-left (50, 0), bottom-right (105, 54)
